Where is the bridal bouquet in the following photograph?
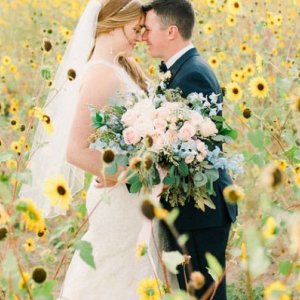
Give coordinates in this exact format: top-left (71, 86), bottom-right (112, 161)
top-left (89, 87), bottom-right (243, 211)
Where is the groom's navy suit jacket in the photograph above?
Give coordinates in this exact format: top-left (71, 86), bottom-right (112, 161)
top-left (160, 48), bottom-right (237, 231)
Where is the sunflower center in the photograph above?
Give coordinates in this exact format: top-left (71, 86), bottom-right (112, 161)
top-left (234, 2), bottom-right (240, 8)
top-left (42, 115), bottom-right (51, 124)
top-left (228, 190), bottom-right (239, 202)
top-left (233, 88), bottom-right (239, 94)
top-left (57, 185), bottom-right (66, 195)
top-left (257, 83), bottom-right (264, 91)
top-left (146, 288), bottom-right (155, 296)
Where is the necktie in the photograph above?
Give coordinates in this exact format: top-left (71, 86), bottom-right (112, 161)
top-left (159, 61), bottom-right (168, 73)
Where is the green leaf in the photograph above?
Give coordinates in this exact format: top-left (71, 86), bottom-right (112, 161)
top-left (129, 180), bottom-right (142, 193)
top-left (162, 251), bottom-right (185, 274)
top-left (13, 169), bottom-right (32, 185)
top-left (178, 161), bottom-right (189, 176)
top-left (0, 181), bottom-right (11, 199)
top-left (74, 240), bottom-right (96, 269)
top-left (163, 176), bottom-right (175, 186)
top-left (2, 250), bottom-right (18, 275)
top-left (220, 128), bottom-right (238, 140)
top-left (32, 281), bottom-right (57, 300)
top-left (205, 168), bottom-right (219, 182)
top-left (205, 252), bottom-right (223, 282)
top-left (0, 152), bottom-right (14, 163)
top-left (279, 260), bottom-right (292, 276)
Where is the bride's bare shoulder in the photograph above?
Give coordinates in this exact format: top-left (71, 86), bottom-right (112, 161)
top-left (79, 62), bottom-right (121, 106)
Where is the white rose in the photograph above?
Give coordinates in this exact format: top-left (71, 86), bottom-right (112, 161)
top-left (198, 118), bottom-right (218, 137)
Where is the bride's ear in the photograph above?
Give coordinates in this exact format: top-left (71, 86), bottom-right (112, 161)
top-left (167, 25), bottom-right (179, 41)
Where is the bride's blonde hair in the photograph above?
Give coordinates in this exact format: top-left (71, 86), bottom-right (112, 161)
top-left (91, 0), bottom-right (147, 91)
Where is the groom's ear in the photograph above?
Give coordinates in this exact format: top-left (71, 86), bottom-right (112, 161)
top-left (167, 25), bottom-right (180, 41)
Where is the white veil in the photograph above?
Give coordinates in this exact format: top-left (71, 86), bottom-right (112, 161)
top-left (19, 0), bottom-right (103, 218)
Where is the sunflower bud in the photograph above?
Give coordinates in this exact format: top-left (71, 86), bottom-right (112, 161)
top-left (141, 199), bottom-right (155, 220)
top-left (190, 271), bottom-right (205, 289)
top-left (102, 149), bottom-right (115, 164)
top-left (261, 164), bottom-right (283, 189)
top-left (67, 69), bottom-right (76, 81)
top-left (223, 185), bottom-right (245, 204)
top-left (143, 155), bottom-right (153, 170)
top-left (32, 267), bottom-right (47, 284)
top-left (43, 39), bottom-right (52, 52)
top-left (0, 227), bottom-right (8, 241)
top-left (130, 157), bottom-right (142, 170)
top-left (144, 135), bottom-right (153, 147)
top-left (242, 108), bottom-right (252, 119)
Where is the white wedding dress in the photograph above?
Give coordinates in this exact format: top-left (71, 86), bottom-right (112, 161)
top-left (58, 60), bottom-right (164, 300)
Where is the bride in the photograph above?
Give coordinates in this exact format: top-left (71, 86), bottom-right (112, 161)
top-left (20, 0), bottom-right (167, 299)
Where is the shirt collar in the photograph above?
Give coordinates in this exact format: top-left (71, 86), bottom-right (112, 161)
top-left (165, 44), bottom-right (195, 69)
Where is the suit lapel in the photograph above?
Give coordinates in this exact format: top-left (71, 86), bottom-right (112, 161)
top-left (168, 48), bottom-right (200, 87)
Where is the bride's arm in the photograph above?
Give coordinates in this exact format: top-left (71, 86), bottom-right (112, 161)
top-left (66, 65), bottom-right (120, 177)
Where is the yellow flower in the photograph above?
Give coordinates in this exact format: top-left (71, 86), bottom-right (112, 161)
top-left (292, 96), bottom-right (300, 112)
top-left (148, 65), bottom-right (155, 76)
top-left (206, 0), bottom-right (217, 7)
top-left (18, 272), bottom-right (30, 289)
top-left (136, 242), bottom-right (148, 258)
top-left (56, 53), bottom-right (63, 63)
top-left (227, 0), bottom-right (241, 15)
top-left (208, 56), bottom-right (219, 68)
top-left (2, 56), bottom-right (11, 65)
top-left (249, 77), bottom-right (269, 99)
top-left (275, 160), bottom-right (288, 171)
top-left (262, 216), bottom-right (277, 239)
top-left (244, 63), bottom-right (255, 77)
top-left (23, 238), bottom-right (36, 252)
top-left (226, 15), bottom-right (237, 26)
top-left (240, 44), bottom-right (251, 54)
top-left (81, 190), bottom-right (87, 200)
top-left (225, 82), bottom-right (243, 101)
top-left (241, 242), bottom-right (247, 263)
top-left (264, 281), bottom-right (290, 300)
top-left (6, 159), bottom-right (17, 169)
top-left (203, 23), bottom-right (214, 34)
top-left (10, 141), bottom-right (21, 154)
top-left (154, 207), bottom-right (169, 220)
top-left (294, 174), bottom-right (300, 188)
top-left (293, 164), bottom-right (300, 175)
top-left (256, 53), bottom-right (263, 73)
top-left (218, 52), bottom-right (226, 61)
top-left (44, 176), bottom-right (72, 211)
top-left (10, 119), bottom-right (20, 131)
top-left (137, 278), bottom-right (164, 300)
top-left (223, 185), bottom-right (245, 204)
top-left (134, 56), bottom-right (141, 64)
top-left (0, 204), bottom-right (10, 224)
top-left (21, 199), bottom-right (45, 232)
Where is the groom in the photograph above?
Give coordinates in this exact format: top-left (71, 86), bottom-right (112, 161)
top-left (142, 1), bottom-right (237, 299)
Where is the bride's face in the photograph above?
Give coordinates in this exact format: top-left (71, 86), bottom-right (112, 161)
top-left (121, 16), bottom-right (144, 54)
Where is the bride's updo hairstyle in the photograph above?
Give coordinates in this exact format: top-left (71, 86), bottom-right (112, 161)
top-left (95, 0), bottom-right (147, 91)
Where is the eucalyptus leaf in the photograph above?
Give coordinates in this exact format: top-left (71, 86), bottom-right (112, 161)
top-left (205, 252), bottom-right (223, 281)
top-left (193, 172), bottom-right (207, 187)
top-left (178, 161), bottom-right (189, 176)
top-left (129, 180), bottom-right (142, 193)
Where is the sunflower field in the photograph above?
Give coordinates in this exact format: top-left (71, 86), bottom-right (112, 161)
top-left (0, 0), bottom-right (299, 299)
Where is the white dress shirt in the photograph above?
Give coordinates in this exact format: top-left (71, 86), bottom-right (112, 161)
top-left (165, 44), bottom-right (195, 69)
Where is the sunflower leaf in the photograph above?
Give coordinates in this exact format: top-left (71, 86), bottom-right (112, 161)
top-left (74, 240), bottom-right (96, 270)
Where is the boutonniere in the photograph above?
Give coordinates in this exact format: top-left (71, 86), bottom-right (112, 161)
top-left (156, 71), bottom-right (172, 95)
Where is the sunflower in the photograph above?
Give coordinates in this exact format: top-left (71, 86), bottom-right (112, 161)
top-left (23, 238), bottom-right (36, 252)
top-left (223, 185), bottom-right (245, 204)
top-left (264, 281), bottom-right (290, 300)
top-left (203, 23), bottom-right (214, 34)
top-left (137, 278), bottom-right (163, 300)
top-left (262, 216), bottom-right (277, 240)
top-left (1, 56), bottom-right (11, 65)
top-left (249, 76), bottom-right (269, 99)
top-left (226, 15), bottom-right (237, 26)
top-left (18, 272), bottom-right (30, 289)
top-left (244, 63), bottom-right (255, 77)
top-left (136, 242), bottom-right (148, 258)
top-left (227, 0), bottom-right (241, 15)
top-left (208, 56), bottom-right (219, 68)
top-left (44, 176), bottom-right (72, 210)
top-left (10, 141), bottom-right (21, 154)
top-left (148, 65), bottom-right (155, 76)
top-left (225, 82), bottom-right (243, 101)
top-left (21, 199), bottom-right (45, 232)
top-left (275, 159), bottom-right (288, 171)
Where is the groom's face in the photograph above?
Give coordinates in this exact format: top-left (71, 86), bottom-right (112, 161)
top-left (142, 10), bottom-right (169, 59)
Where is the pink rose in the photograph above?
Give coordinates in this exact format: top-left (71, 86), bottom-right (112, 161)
top-left (123, 127), bottom-right (141, 145)
top-left (153, 107), bottom-right (170, 120)
top-left (190, 111), bottom-right (204, 127)
top-left (150, 129), bottom-right (165, 151)
top-left (196, 154), bottom-right (205, 162)
top-left (153, 118), bottom-right (167, 130)
top-left (178, 122), bottom-right (196, 141)
top-left (121, 110), bottom-right (138, 127)
top-left (185, 155), bottom-right (194, 164)
top-left (196, 140), bottom-right (208, 157)
top-left (165, 129), bottom-right (178, 144)
top-left (198, 118), bottom-right (218, 137)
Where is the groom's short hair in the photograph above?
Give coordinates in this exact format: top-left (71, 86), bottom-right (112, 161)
top-left (143, 0), bottom-right (195, 40)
